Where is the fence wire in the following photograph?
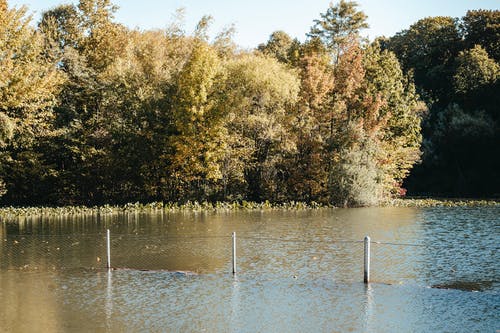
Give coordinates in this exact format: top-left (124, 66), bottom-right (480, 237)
top-left (1, 234), bottom-right (107, 271)
top-left (2, 232), bottom-right (496, 288)
top-left (0, 234), bottom-right (368, 277)
top-left (108, 234), bottom-right (230, 272)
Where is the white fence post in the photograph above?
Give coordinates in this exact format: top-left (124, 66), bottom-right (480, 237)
top-left (232, 232), bottom-right (237, 274)
top-left (106, 229), bottom-right (111, 270)
top-left (364, 236), bottom-right (370, 283)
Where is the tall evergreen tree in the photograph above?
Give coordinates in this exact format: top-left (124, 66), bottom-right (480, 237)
top-left (308, 0), bottom-right (368, 62)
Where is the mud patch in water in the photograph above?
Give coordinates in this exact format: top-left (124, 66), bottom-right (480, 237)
top-left (432, 280), bottom-right (494, 292)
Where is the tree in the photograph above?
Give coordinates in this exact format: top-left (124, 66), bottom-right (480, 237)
top-left (386, 16), bottom-right (461, 106)
top-left (307, 0), bottom-right (368, 61)
top-left (362, 43), bottom-right (424, 194)
top-left (0, 1), bottom-right (62, 202)
top-left (34, 0), bottom-right (129, 204)
top-left (39, 4), bottom-right (83, 51)
top-left (0, 112), bottom-right (13, 197)
top-left (454, 45), bottom-right (499, 101)
top-left (98, 28), bottom-right (193, 202)
top-left (453, 44), bottom-right (499, 121)
top-left (389, 11), bottom-right (500, 197)
top-left (258, 31), bottom-right (294, 63)
top-left (327, 41), bottom-right (384, 206)
top-left (168, 40), bottom-right (226, 200)
top-left (0, 6), bottom-right (61, 121)
top-left (326, 41), bottom-right (423, 206)
top-left (286, 45), bottom-right (334, 202)
top-left (329, 125), bottom-right (384, 207)
top-left (412, 104), bottom-right (499, 196)
top-left (462, 10), bottom-right (500, 62)
top-left (222, 54), bottom-right (300, 201)
top-left (1, 0), bottom-right (433, 206)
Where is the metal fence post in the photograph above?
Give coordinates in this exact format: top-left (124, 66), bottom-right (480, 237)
top-left (106, 229), bottom-right (111, 270)
top-left (364, 236), bottom-right (370, 283)
top-left (232, 232), bottom-right (236, 274)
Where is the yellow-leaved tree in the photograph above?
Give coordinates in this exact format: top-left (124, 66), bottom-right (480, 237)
top-left (168, 40), bottom-right (227, 200)
top-left (0, 0), bottom-right (62, 200)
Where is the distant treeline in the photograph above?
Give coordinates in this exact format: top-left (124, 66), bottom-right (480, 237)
top-left (382, 11), bottom-right (500, 197)
top-left (0, 0), bottom-right (497, 207)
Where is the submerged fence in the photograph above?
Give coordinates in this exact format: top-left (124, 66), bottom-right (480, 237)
top-left (0, 230), bottom-right (492, 286)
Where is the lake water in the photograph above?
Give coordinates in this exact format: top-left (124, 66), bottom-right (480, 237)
top-left (1, 206), bottom-right (499, 332)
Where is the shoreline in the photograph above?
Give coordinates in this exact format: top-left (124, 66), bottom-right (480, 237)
top-left (0, 198), bottom-right (499, 218)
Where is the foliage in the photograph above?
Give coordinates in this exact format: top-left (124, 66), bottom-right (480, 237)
top-left (168, 40), bottom-right (226, 199)
top-left (387, 198), bottom-right (500, 208)
top-left (453, 45), bottom-right (499, 96)
top-left (387, 10), bottom-right (500, 197)
top-left (0, 200), bottom-right (331, 219)
top-left (3, 197), bottom-right (499, 220)
top-left (461, 10), bottom-right (500, 62)
top-left (386, 16), bottom-right (461, 106)
top-left (307, 0), bottom-right (368, 60)
top-left (324, 40), bottom-right (423, 206)
top-left (329, 127), bottom-right (384, 207)
top-left (257, 31), bottom-right (295, 64)
top-left (362, 43), bottom-right (424, 194)
top-left (285, 46), bottom-right (334, 202)
top-left (222, 53), bottom-right (300, 201)
top-left (0, 1), bottom-right (63, 202)
top-left (0, 0), bottom-right (454, 207)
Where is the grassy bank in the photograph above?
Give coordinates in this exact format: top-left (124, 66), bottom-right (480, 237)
top-left (386, 198), bottom-right (500, 207)
top-left (0, 198), bottom-right (498, 218)
top-left (0, 201), bottom-right (326, 218)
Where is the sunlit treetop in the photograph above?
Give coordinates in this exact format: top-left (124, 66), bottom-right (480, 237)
top-left (307, 0), bottom-right (368, 53)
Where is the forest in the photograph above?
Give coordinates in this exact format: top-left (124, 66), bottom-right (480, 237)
top-left (0, 0), bottom-right (498, 207)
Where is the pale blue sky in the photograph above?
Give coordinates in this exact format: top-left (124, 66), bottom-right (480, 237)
top-left (8, 0), bottom-right (500, 49)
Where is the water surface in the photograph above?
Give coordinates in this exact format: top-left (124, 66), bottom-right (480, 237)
top-left (1, 206), bottom-right (499, 332)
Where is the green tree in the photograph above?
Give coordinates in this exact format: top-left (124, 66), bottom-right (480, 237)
top-left (453, 44), bottom-right (499, 120)
top-left (0, 1), bottom-right (62, 202)
top-left (415, 104), bottom-right (499, 195)
top-left (326, 41), bottom-right (423, 206)
top-left (329, 125), bottom-right (384, 207)
top-left (258, 30), bottom-right (294, 63)
top-left (454, 45), bottom-right (499, 100)
top-left (222, 54), bottom-right (300, 201)
top-left (462, 10), bottom-right (500, 62)
top-left (307, 0), bottom-right (368, 61)
top-left (389, 10), bottom-right (500, 197)
top-left (362, 42), bottom-right (424, 195)
top-left (386, 16), bottom-right (461, 106)
top-left (36, 0), bottom-right (128, 204)
top-left (168, 40), bottom-right (226, 200)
